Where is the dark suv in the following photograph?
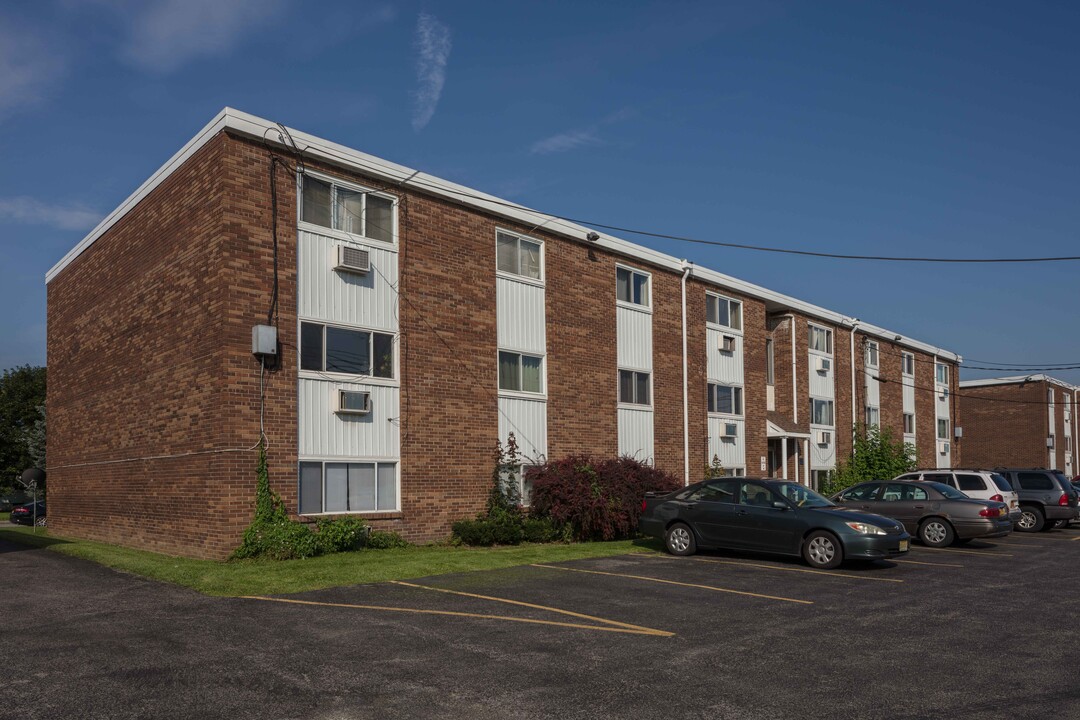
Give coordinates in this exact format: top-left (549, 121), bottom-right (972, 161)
top-left (996, 469), bottom-right (1079, 532)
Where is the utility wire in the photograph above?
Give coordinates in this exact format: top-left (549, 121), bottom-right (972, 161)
top-left (863, 369), bottom-right (1073, 406)
top-left (866, 340), bottom-right (1080, 372)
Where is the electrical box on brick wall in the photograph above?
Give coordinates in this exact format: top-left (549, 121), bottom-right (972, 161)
top-left (252, 325), bottom-right (278, 358)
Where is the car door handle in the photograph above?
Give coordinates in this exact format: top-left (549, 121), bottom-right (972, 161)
top-left (913, 505), bottom-right (925, 509)
top-left (736, 510), bottom-right (749, 516)
top-left (684, 502), bottom-right (697, 509)
top-left (860, 505), bottom-right (871, 510)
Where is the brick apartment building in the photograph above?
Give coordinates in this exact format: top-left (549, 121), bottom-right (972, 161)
top-left (958, 375), bottom-right (1077, 476)
top-left (46, 108), bottom-right (963, 559)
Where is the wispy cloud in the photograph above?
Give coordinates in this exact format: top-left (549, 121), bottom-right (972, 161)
top-left (109, 0), bottom-right (288, 73)
top-left (412, 12), bottom-right (451, 131)
top-left (529, 108), bottom-right (636, 155)
top-left (0, 197), bottom-right (101, 232)
top-left (0, 22), bottom-right (64, 119)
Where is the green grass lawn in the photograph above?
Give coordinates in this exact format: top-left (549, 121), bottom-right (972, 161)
top-left (0, 525), bottom-right (660, 597)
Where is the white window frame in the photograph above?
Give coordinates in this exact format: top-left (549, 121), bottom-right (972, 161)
top-left (297, 458), bottom-right (401, 515)
top-left (865, 341), bottom-right (879, 369)
top-left (298, 318), bottom-right (398, 385)
top-left (618, 368), bottom-right (652, 407)
top-left (707, 383), bottom-right (744, 416)
top-left (765, 339), bottom-right (775, 386)
top-left (935, 362), bottom-right (949, 386)
top-left (937, 418), bottom-right (950, 440)
top-left (809, 324), bottom-right (833, 354)
top-left (902, 352), bottom-right (914, 376)
top-left (810, 398), bottom-right (835, 426)
top-left (616, 264), bottom-right (652, 311)
top-left (865, 405), bottom-right (881, 428)
top-left (298, 170), bottom-right (399, 247)
top-left (498, 350), bottom-right (546, 397)
top-left (903, 412), bottom-right (915, 435)
top-left (495, 228), bottom-right (545, 285)
top-left (705, 292), bottom-right (743, 333)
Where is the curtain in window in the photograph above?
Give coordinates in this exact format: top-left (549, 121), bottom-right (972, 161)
top-left (633, 273), bottom-right (649, 305)
top-left (377, 464), bottom-right (397, 511)
top-left (520, 240), bottom-right (541, 279)
top-left (619, 370), bottom-right (634, 403)
top-left (499, 351), bottom-right (520, 391)
top-left (616, 268), bottom-right (631, 303)
top-left (497, 234), bottom-right (518, 274)
top-left (325, 463), bottom-right (349, 513)
top-left (635, 372), bottom-right (650, 405)
top-left (349, 463), bottom-right (377, 512)
top-left (337, 188), bottom-right (364, 236)
top-left (521, 355), bottom-right (542, 393)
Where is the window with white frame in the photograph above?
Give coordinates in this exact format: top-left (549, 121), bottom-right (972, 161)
top-left (865, 406), bottom-right (880, 428)
top-left (618, 369), bottom-right (651, 405)
top-left (300, 321), bottom-right (394, 378)
top-left (301, 175), bottom-right (395, 243)
top-left (810, 399), bottom-right (834, 426)
top-left (811, 470), bottom-right (833, 491)
top-left (706, 294), bottom-right (742, 331)
top-left (299, 460), bottom-right (398, 514)
top-left (937, 418), bottom-right (950, 440)
top-left (865, 341), bottom-right (879, 368)
top-left (725, 467), bottom-right (745, 477)
top-left (498, 351), bottom-right (543, 394)
top-left (616, 266), bottom-right (651, 307)
top-left (903, 412), bottom-right (915, 434)
top-left (902, 352), bottom-right (914, 376)
top-left (496, 231), bottom-right (542, 280)
top-left (809, 325), bottom-right (833, 354)
top-left (501, 464), bottom-right (536, 506)
top-left (935, 362), bottom-right (949, 385)
top-left (708, 384), bottom-right (744, 415)
top-left (765, 339), bottom-right (775, 386)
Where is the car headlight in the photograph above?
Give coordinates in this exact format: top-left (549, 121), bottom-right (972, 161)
top-left (845, 521), bottom-right (886, 535)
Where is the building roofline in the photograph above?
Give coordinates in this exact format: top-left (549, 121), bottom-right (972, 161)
top-left (45, 107), bottom-right (962, 362)
top-left (959, 374), bottom-right (1079, 391)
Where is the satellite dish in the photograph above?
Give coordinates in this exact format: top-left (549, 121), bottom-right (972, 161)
top-left (20, 468), bottom-right (45, 488)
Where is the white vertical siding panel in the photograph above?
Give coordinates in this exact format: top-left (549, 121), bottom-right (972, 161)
top-left (807, 352), bottom-right (834, 399)
top-left (298, 230), bottom-right (399, 333)
top-left (498, 397), bottom-right (548, 462)
top-left (706, 329), bottom-right (744, 384)
top-left (707, 417), bottom-right (746, 471)
top-left (298, 379), bottom-right (400, 458)
top-left (618, 408), bottom-right (654, 462)
top-left (617, 307), bottom-right (653, 371)
top-left (496, 278), bottom-right (546, 354)
top-left (902, 377), bottom-right (915, 413)
top-left (809, 429), bottom-right (836, 469)
top-left (866, 377), bottom-right (880, 407)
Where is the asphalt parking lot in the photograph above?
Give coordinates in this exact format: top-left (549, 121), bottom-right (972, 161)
top-left (4, 529), bottom-right (1080, 720)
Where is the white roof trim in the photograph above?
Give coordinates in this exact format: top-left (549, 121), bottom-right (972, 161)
top-left (960, 375), bottom-right (1079, 391)
top-left (45, 107), bottom-right (961, 362)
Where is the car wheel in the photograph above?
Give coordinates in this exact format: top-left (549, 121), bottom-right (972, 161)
top-left (802, 530), bottom-right (843, 569)
top-left (34, 516), bottom-right (46, 527)
top-left (918, 518), bottom-right (955, 548)
top-left (664, 522), bottom-right (696, 556)
top-left (1016, 506), bottom-right (1045, 533)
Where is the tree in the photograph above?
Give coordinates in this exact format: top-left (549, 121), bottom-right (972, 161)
top-left (0, 365), bottom-right (47, 486)
top-left (820, 425), bottom-right (916, 497)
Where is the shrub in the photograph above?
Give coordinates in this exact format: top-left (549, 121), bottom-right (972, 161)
top-left (452, 514), bottom-right (525, 547)
top-left (365, 529), bottom-right (409, 550)
top-left (528, 456), bottom-right (682, 541)
top-left (315, 516), bottom-right (368, 553)
top-left (821, 425), bottom-right (916, 497)
top-left (522, 516), bottom-right (568, 543)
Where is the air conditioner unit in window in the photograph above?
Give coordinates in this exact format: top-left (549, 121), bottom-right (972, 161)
top-left (938, 386), bottom-right (948, 400)
top-left (817, 430), bottom-right (831, 446)
top-left (335, 245), bottom-right (371, 274)
top-left (720, 335), bottom-right (736, 353)
top-left (815, 357), bottom-right (831, 373)
top-left (336, 389), bottom-right (371, 415)
top-left (938, 441), bottom-right (950, 455)
top-left (722, 423), bottom-right (738, 439)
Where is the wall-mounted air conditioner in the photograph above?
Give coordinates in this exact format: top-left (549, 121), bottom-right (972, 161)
top-left (722, 423), bottom-right (738, 439)
top-left (938, 386), bottom-right (948, 400)
top-left (335, 245), bottom-right (371, 274)
top-left (817, 430), bottom-right (831, 446)
top-left (720, 335), bottom-right (736, 353)
top-left (336, 389), bottom-right (371, 415)
top-left (1047, 436), bottom-right (1055, 449)
top-left (815, 357), bottom-right (831, 374)
top-left (938, 441), bottom-right (950, 455)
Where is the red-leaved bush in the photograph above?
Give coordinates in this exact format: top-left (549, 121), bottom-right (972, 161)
top-left (527, 456), bottom-right (682, 541)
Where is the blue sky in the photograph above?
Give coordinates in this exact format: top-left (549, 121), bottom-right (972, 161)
top-left (1, 0), bottom-right (1078, 384)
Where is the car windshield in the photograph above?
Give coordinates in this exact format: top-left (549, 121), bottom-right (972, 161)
top-left (926, 482), bottom-right (967, 500)
top-left (774, 483), bottom-right (834, 508)
top-left (990, 474), bottom-right (1012, 492)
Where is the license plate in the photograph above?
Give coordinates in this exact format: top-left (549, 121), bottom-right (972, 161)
top-left (1011, 500), bottom-right (1017, 508)
top-left (899, 540), bottom-right (909, 552)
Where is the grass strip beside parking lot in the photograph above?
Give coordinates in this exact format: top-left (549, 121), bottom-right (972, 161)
top-left (0, 525), bottom-right (658, 596)
top-left (532, 564), bottom-right (814, 605)
top-left (240, 596), bottom-right (674, 637)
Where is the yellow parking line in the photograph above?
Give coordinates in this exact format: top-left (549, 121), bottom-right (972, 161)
top-left (638, 553), bottom-right (902, 583)
top-left (1072, 535), bottom-right (1080, 542)
top-left (531, 564), bottom-right (813, 605)
top-left (891, 559), bottom-right (964, 568)
top-left (389, 580), bottom-right (664, 635)
top-left (240, 596), bottom-right (673, 637)
top-left (912, 547), bottom-right (1014, 558)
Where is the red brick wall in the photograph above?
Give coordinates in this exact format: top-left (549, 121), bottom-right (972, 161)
top-left (833, 327), bottom-right (853, 461)
top-left (741, 295), bottom-right (769, 477)
top-left (958, 380), bottom-right (1047, 469)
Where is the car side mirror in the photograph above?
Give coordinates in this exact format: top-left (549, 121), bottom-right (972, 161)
top-left (772, 501), bottom-right (790, 510)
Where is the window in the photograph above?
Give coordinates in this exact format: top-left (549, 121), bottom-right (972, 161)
top-left (1048, 434), bottom-right (1055, 450)
top-left (810, 470), bottom-right (833, 491)
top-left (501, 464), bottom-right (535, 506)
top-left (498, 351), bottom-right (543, 393)
top-left (810, 399), bottom-right (834, 426)
top-left (616, 267), bottom-right (650, 307)
top-left (990, 474), bottom-right (1012, 492)
top-left (765, 339), bottom-right (775, 386)
top-left (1017, 472), bottom-right (1055, 491)
top-left (1067, 436), bottom-right (1073, 452)
top-left (299, 460), bottom-right (397, 514)
top-left (865, 406), bottom-right (880, 428)
top-left (496, 231), bottom-right (542, 280)
top-left (706, 294), bottom-right (742, 330)
top-left (956, 474), bottom-right (988, 492)
top-left (865, 341), bottom-right (879, 368)
top-left (902, 352), bottom-right (914, 376)
top-left (301, 175), bottom-right (395, 243)
top-left (300, 322), bottom-right (394, 378)
top-left (882, 484), bottom-right (928, 502)
top-left (839, 483), bottom-right (879, 501)
top-left (935, 363), bottom-right (949, 385)
top-left (708, 384), bottom-right (743, 415)
top-left (809, 325), bottom-right (833, 354)
top-left (687, 480), bottom-right (738, 503)
top-left (618, 369), bottom-right (651, 405)
top-left (903, 413), bottom-right (915, 434)
top-left (937, 418), bottom-right (950, 440)
top-left (923, 473), bottom-right (953, 487)
top-left (739, 482), bottom-right (775, 507)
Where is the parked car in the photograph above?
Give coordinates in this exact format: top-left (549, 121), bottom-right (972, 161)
top-left (639, 478), bottom-right (911, 570)
top-left (893, 470), bottom-right (1021, 523)
top-left (9, 500), bottom-right (46, 526)
top-left (0, 492), bottom-right (31, 513)
top-left (995, 469), bottom-right (1078, 532)
top-left (832, 480), bottom-right (1011, 547)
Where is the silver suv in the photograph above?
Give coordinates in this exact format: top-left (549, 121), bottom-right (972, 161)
top-left (893, 470), bottom-right (1021, 524)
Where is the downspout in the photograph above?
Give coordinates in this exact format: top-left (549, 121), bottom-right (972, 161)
top-left (849, 320), bottom-right (858, 439)
top-left (790, 315), bottom-right (798, 425)
top-left (681, 261), bottom-right (691, 486)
